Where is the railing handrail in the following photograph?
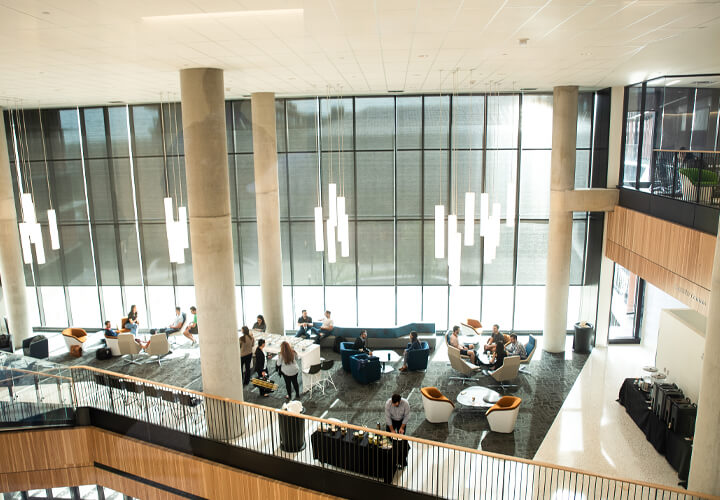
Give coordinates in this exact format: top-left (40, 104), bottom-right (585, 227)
top-left (66, 364), bottom-right (709, 498)
top-left (1, 366), bottom-right (73, 382)
top-left (653, 149), bottom-right (720, 154)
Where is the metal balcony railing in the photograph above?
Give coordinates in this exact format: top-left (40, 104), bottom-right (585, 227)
top-left (0, 353), bottom-right (710, 499)
top-left (651, 150), bottom-right (720, 206)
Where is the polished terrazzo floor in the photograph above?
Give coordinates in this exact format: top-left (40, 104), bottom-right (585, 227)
top-left (44, 330), bottom-right (588, 460)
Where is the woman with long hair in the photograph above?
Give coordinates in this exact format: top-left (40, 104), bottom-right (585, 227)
top-left (125, 304), bottom-right (139, 334)
top-left (276, 340), bottom-right (300, 400)
top-left (252, 314), bottom-right (266, 332)
top-left (239, 326), bottom-right (254, 386)
top-left (254, 339), bottom-right (271, 397)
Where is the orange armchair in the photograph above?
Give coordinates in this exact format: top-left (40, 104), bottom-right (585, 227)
top-left (421, 387), bottom-right (455, 423)
top-left (62, 328), bottom-right (87, 349)
top-left (118, 317), bottom-right (130, 334)
top-left (486, 396), bottom-right (522, 433)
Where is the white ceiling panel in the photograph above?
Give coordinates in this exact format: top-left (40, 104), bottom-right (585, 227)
top-left (0, 0), bottom-right (717, 106)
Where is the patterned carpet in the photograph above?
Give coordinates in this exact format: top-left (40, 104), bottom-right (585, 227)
top-left (45, 332), bottom-right (588, 460)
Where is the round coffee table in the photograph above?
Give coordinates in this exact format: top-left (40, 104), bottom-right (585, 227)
top-left (456, 386), bottom-right (501, 408)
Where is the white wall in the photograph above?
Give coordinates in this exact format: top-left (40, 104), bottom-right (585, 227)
top-left (656, 308), bottom-right (705, 402)
top-left (641, 283), bottom-right (687, 351)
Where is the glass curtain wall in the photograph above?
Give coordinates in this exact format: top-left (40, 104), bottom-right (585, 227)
top-left (5, 92), bottom-right (599, 332)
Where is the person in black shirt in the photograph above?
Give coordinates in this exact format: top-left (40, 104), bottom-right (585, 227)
top-left (352, 330), bottom-right (372, 355)
top-left (125, 305), bottom-right (139, 334)
top-left (295, 309), bottom-right (317, 338)
top-left (254, 339), bottom-right (271, 397)
top-left (478, 339), bottom-right (506, 370)
top-left (399, 331), bottom-right (422, 372)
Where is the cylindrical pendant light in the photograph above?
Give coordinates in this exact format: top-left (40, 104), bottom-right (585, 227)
top-left (47, 209), bottom-right (60, 250)
top-left (19, 224), bottom-right (32, 264)
top-left (33, 230), bottom-right (45, 265)
top-left (178, 206), bottom-right (189, 249)
top-left (506, 183), bottom-right (516, 228)
top-left (336, 196), bottom-right (347, 245)
top-left (492, 202), bottom-right (501, 244)
top-left (449, 231), bottom-right (461, 286)
top-left (479, 193), bottom-right (489, 236)
top-left (20, 193), bottom-right (37, 224)
top-left (314, 206), bottom-right (324, 251)
top-left (327, 223), bottom-right (336, 263)
top-left (464, 192), bottom-right (475, 246)
top-left (434, 205), bottom-right (445, 258)
top-left (340, 213), bottom-right (350, 257)
top-left (447, 214), bottom-right (457, 268)
top-left (328, 183), bottom-right (337, 228)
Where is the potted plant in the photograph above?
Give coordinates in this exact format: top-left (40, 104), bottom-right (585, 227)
top-left (679, 167), bottom-right (718, 204)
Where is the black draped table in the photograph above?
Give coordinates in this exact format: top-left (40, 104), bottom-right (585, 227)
top-left (311, 429), bottom-right (410, 483)
top-left (618, 378), bottom-right (692, 482)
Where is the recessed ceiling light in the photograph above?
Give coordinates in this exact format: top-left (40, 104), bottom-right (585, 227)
top-left (520, 87), bottom-right (537, 91)
top-left (388, 90), bottom-right (404, 93)
top-left (518, 38), bottom-right (529, 46)
top-left (418, 54), bottom-right (428, 58)
top-left (108, 100), bottom-right (124, 104)
top-left (580, 51), bottom-right (592, 56)
top-left (41, 11), bottom-right (50, 15)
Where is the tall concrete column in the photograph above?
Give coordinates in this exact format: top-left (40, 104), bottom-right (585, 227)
top-left (180, 69), bottom-right (243, 410)
top-left (251, 93), bottom-right (284, 334)
top-left (0, 108), bottom-right (31, 350)
top-left (543, 86), bottom-right (578, 353)
top-left (688, 216), bottom-right (720, 496)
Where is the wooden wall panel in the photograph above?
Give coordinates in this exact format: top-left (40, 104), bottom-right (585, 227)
top-left (0, 467), bottom-right (95, 493)
top-left (0, 427), bottom-right (338, 500)
top-left (0, 427), bottom-right (92, 474)
top-left (605, 207), bottom-right (715, 314)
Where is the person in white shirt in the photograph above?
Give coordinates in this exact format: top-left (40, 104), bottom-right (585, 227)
top-left (316, 310), bottom-right (334, 344)
top-left (159, 306), bottom-right (185, 338)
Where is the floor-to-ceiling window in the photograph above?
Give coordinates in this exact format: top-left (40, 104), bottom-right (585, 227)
top-left (5, 92), bottom-right (601, 332)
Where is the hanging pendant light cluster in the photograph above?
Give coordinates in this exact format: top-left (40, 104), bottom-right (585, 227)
top-left (161, 97), bottom-right (189, 264)
top-left (434, 71), bottom-right (506, 285)
top-left (314, 86), bottom-right (350, 262)
top-left (10, 105), bottom-right (60, 265)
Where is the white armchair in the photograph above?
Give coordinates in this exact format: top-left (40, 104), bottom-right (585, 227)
top-left (145, 334), bottom-right (171, 365)
top-left (105, 336), bottom-right (121, 356)
top-left (118, 333), bottom-right (142, 365)
top-left (420, 387), bottom-right (455, 423)
top-left (486, 396), bottom-right (522, 433)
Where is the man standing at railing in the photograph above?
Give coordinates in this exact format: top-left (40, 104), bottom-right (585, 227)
top-left (385, 393), bottom-right (410, 435)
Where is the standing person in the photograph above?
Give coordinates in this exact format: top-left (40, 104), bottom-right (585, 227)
top-left (252, 315), bottom-right (266, 332)
top-left (276, 341), bottom-right (300, 400)
top-left (254, 339), bottom-right (271, 397)
top-left (384, 393), bottom-right (410, 435)
top-left (159, 306), bottom-right (185, 337)
top-left (352, 330), bottom-right (372, 355)
top-left (295, 310), bottom-right (316, 338)
top-left (239, 326), bottom-right (255, 386)
top-left (399, 331), bottom-right (422, 372)
top-left (183, 306), bottom-right (198, 345)
top-left (316, 310), bottom-right (334, 344)
top-left (125, 305), bottom-right (139, 334)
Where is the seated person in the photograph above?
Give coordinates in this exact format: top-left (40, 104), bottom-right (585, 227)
top-left (125, 304), bottom-right (139, 334)
top-left (102, 320), bottom-right (117, 346)
top-left (448, 325), bottom-right (476, 364)
top-left (483, 324), bottom-right (508, 353)
top-left (157, 306), bottom-right (185, 337)
top-left (399, 330), bottom-right (422, 372)
top-left (505, 333), bottom-right (526, 358)
top-left (295, 309), bottom-right (317, 339)
top-left (353, 330), bottom-right (372, 355)
top-left (316, 310), bottom-right (334, 344)
top-left (183, 306), bottom-right (198, 345)
top-left (252, 314), bottom-right (266, 332)
top-left (478, 339), bottom-right (506, 371)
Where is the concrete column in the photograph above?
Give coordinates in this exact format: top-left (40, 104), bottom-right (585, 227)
top-left (0, 108), bottom-right (31, 349)
top-left (543, 86), bottom-right (578, 353)
top-left (180, 69), bottom-right (243, 410)
top-left (251, 93), bottom-right (284, 334)
top-left (595, 86), bottom-right (625, 347)
top-left (688, 216), bottom-right (720, 496)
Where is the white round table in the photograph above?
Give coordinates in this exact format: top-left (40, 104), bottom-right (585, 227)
top-left (456, 386), bottom-right (501, 408)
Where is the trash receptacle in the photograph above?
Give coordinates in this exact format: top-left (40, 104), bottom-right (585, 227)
top-left (573, 322), bottom-right (594, 354)
top-left (279, 400), bottom-right (306, 452)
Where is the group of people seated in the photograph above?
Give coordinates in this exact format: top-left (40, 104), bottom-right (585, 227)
top-left (295, 309), bottom-right (334, 344)
top-left (102, 304), bottom-right (199, 350)
top-left (448, 323), bottom-right (527, 370)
